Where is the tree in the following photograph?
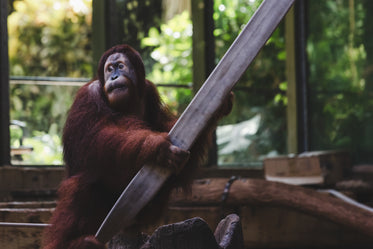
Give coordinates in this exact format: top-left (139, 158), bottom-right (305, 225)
top-left (8, 0), bottom-right (92, 164)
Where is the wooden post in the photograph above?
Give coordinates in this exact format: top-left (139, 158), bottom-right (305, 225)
top-left (285, 6), bottom-right (298, 154)
top-left (92, 0), bottom-right (106, 73)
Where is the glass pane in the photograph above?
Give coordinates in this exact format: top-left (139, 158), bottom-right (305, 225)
top-left (308, 0), bottom-right (373, 164)
top-left (141, 11), bottom-right (194, 114)
top-left (214, 0), bottom-right (287, 167)
top-left (122, 0), bottom-right (194, 115)
top-left (8, 0), bottom-right (92, 165)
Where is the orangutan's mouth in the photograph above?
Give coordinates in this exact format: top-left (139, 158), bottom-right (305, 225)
top-left (107, 81), bottom-right (128, 93)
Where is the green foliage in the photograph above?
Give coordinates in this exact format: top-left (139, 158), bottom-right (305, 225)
top-left (141, 0), bottom-right (287, 165)
top-left (308, 0), bottom-right (373, 163)
top-left (114, 0), bottom-right (163, 76)
top-left (8, 0), bottom-right (92, 165)
top-left (10, 122), bottom-right (63, 164)
top-left (8, 0), bottom-right (373, 166)
top-left (22, 132), bottom-right (63, 165)
top-left (213, 0), bottom-right (263, 64)
top-left (8, 0), bottom-right (93, 77)
top-left (213, 0), bottom-right (287, 164)
top-left (10, 85), bottom-right (80, 137)
top-left (141, 12), bottom-right (193, 114)
top-left (10, 124), bottom-right (23, 147)
top-left (142, 12), bottom-right (192, 84)
top-left (8, 0), bottom-right (286, 166)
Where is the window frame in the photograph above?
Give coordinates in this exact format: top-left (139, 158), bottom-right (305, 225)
top-left (0, 0), bottom-right (10, 167)
top-left (0, 0), bottom-right (309, 169)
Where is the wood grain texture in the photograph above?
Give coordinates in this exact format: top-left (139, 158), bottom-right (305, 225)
top-left (169, 178), bottom-right (373, 237)
top-left (96, 0), bottom-right (295, 243)
top-left (96, 165), bottom-right (170, 242)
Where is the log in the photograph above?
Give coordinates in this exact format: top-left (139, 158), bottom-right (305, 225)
top-left (169, 178), bottom-right (373, 237)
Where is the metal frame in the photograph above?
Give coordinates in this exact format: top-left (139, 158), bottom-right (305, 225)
top-left (294, 0), bottom-right (310, 152)
top-left (0, 0), bottom-right (10, 166)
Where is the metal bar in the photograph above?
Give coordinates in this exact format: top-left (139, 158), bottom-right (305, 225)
top-left (295, 0), bottom-right (310, 152)
top-left (10, 80), bottom-right (86, 87)
top-left (10, 76), bottom-right (89, 86)
top-left (92, 0), bottom-right (106, 71)
top-left (10, 77), bottom-right (288, 93)
top-left (10, 76), bottom-right (89, 82)
top-left (0, 222), bottom-right (50, 228)
top-left (0, 0), bottom-right (10, 166)
top-left (9, 76), bottom-right (192, 88)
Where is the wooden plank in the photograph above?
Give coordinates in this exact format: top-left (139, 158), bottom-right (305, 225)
top-left (239, 205), bottom-right (373, 248)
top-left (95, 0), bottom-right (295, 243)
top-left (264, 150), bottom-right (350, 185)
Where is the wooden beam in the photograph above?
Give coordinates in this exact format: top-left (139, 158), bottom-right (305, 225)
top-left (95, 0), bottom-right (295, 243)
top-left (169, 178), bottom-right (373, 237)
